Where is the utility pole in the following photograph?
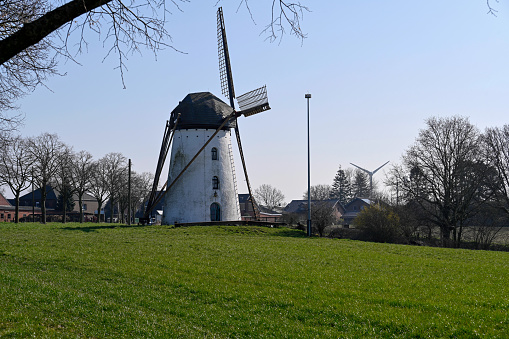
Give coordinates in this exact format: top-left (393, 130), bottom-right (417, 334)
top-left (305, 93), bottom-right (312, 237)
top-left (128, 159), bottom-right (131, 226)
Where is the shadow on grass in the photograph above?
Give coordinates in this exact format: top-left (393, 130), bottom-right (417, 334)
top-left (61, 224), bottom-right (149, 233)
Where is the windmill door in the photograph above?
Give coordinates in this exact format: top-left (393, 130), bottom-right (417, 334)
top-left (210, 203), bottom-right (221, 222)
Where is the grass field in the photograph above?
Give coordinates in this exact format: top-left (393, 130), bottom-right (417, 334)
top-left (1, 223), bottom-right (508, 338)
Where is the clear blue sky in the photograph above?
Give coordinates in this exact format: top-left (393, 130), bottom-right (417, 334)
top-left (8, 0), bottom-right (509, 202)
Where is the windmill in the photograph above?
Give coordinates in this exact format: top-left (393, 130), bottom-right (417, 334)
top-left (143, 7), bottom-right (270, 224)
top-left (350, 161), bottom-right (389, 199)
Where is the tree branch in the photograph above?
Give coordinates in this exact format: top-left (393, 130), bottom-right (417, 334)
top-left (0, 0), bottom-right (113, 65)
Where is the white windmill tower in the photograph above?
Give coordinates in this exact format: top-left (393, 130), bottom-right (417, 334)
top-left (143, 7), bottom-right (270, 224)
top-left (162, 93), bottom-right (242, 224)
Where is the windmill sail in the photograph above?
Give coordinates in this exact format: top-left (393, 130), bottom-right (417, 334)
top-left (217, 7), bottom-right (235, 107)
top-left (237, 85), bottom-right (271, 117)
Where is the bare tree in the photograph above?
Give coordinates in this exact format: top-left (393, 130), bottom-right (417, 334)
top-left (71, 150), bottom-right (94, 223)
top-left (483, 125), bottom-right (509, 215)
top-left (52, 145), bottom-right (75, 223)
top-left (27, 133), bottom-right (64, 223)
top-left (102, 152), bottom-right (127, 223)
top-left (311, 201), bottom-right (339, 237)
top-left (89, 157), bottom-right (109, 222)
top-left (254, 184), bottom-right (285, 210)
top-left (128, 171), bottom-right (153, 223)
top-left (0, 0), bottom-right (57, 112)
top-left (118, 172), bottom-right (129, 223)
top-left (0, 0), bottom-right (308, 110)
top-left (0, 136), bottom-right (33, 223)
top-left (388, 116), bottom-right (488, 246)
top-left (302, 184), bottom-right (332, 201)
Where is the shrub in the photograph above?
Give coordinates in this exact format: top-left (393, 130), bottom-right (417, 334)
top-left (355, 204), bottom-right (402, 243)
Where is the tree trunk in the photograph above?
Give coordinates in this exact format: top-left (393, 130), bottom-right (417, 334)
top-left (62, 192), bottom-right (67, 224)
top-left (110, 196), bottom-right (115, 223)
top-left (78, 195), bottom-right (83, 223)
top-left (14, 191), bottom-right (20, 223)
top-left (41, 184), bottom-right (47, 224)
top-left (97, 201), bottom-right (103, 223)
top-left (440, 226), bottom-right (451, 247)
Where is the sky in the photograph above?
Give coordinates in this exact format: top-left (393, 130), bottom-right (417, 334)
top-left (6, 0), bottom-right (509, 202)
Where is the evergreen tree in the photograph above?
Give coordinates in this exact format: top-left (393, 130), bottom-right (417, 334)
top-left (352, 169), bottom-right (370, 198)
top-left (331, 165), bottom-right (352, 205)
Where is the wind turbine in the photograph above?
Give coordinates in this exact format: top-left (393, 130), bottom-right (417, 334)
top-left (350, 161), bottom-right (390, 199)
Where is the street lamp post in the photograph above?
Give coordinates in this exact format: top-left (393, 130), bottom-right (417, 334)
top-left (305, 93), bottom-right (312, 237)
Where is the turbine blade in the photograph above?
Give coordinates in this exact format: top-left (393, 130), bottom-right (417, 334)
top-left (372, 161), bottom-right (390, 174)
top-left (350, 163), bottom-right (371, 175)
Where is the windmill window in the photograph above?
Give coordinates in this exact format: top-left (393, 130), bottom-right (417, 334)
top-left (210, 203), bottom-right (221, 221)
top-left (213, 176), bottom-right (220, 189)
top-left (211, 147), bottom-right (218, 160)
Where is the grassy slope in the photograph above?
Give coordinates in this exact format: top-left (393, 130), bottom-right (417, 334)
top-left (0, 223), bottom-right (508, 338)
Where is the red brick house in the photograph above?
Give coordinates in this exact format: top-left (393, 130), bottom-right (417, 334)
top-left (0, 192), bottom-right (42, 222)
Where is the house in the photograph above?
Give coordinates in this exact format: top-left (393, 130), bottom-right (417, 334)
top-left (18, 185), bottom-right (58, 210)
top-left (342, 197), bottom-right (373, 227)
top-left (238, 194), bottom-right (282, 222)
top-left (283, 199), bottom-right (344, 223)
top-left (0, 192), bottom-right (42, 222)
top-left (17, 185), bottom-right (99, 221)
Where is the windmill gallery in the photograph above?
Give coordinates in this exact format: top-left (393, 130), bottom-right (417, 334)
top-left (142, 8), bottom-right (271, 225)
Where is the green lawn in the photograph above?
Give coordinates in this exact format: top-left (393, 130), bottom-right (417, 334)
top-left (1, 223), bottom-right (508, 338)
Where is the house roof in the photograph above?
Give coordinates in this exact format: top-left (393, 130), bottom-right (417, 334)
top-left (169, 92), bottom-right (236, 131)
top-left (19, 185), bottom-right (58, 201)
top-left (284, 199), bottom-right (343, 214)
top-left (18, 185), bottom-right (96, 203)
top-left (344, 197), bottom-right (373, 208)
top-left (0, 192), bottom-right (11, 206)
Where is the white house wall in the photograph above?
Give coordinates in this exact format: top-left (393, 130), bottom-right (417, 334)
top-left (162, 129), bottom-right (241, 224)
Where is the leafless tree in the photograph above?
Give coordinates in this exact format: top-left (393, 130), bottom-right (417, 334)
top-left (254, 184), bottom-right (285, 210)
top-left (52, 144), bottom-right (75, 223)
top-left (0, 112), bottom-right (23, 146)
top-left (0, 0), bottom-right (308, 111)
top-left (0, 136), bottom-right (33, 223)
top-left (27, 132), bottom-right (64, 223)
top-left (483, 125), bottom-right (509, 215)
top-left (388, 116), bottom-right (488, 246)
top-left (129, 171), bottom-right (153, 222)
top-left (302, 184), bottom-right (332, 201)
top-left (311, 201), bottom-right (339, 237)
top-left (0, 0), bottom-right (57, 112)
top-left (102, 152), bottom-right (127, 223)
top-left (463, 204), bottom-right (506, 250)
top-left (89, 157), bottom-right (109, 222)
top-left (117, 171), bottom-right (130, 223)
top-left (70, 150), bottom-right (94, 223)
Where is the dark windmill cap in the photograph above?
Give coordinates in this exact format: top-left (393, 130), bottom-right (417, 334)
top-left (169, 92), bottom-right (236, 130)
